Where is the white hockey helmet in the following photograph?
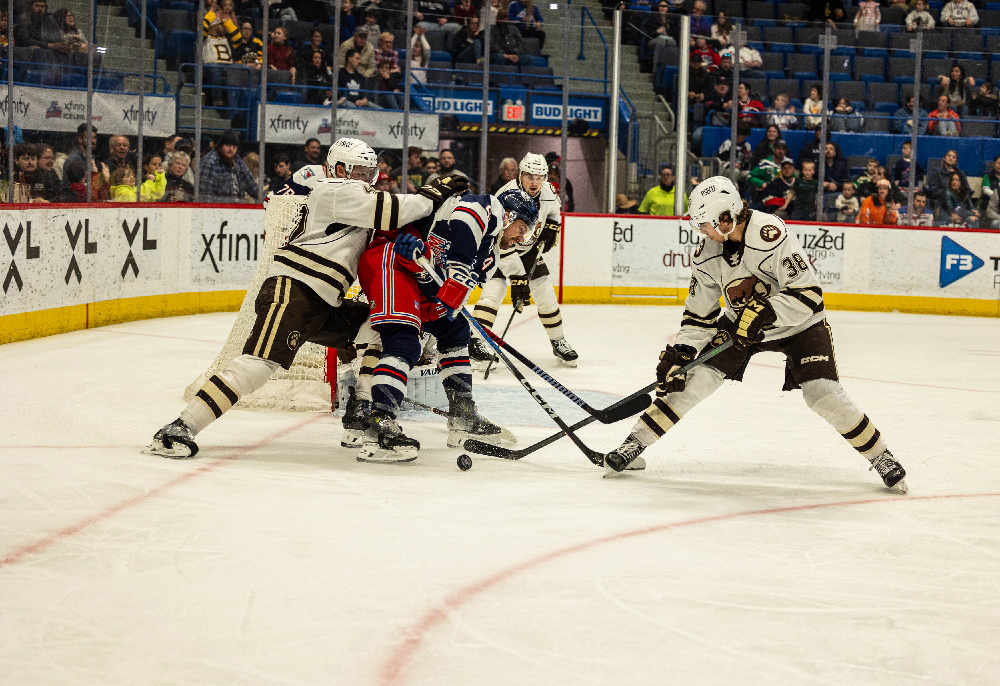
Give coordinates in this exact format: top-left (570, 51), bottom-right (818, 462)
top-left (688, 176), bottom-right (744, 237)
top-left (325, 137), bottom-right (378, 183)
top-left (519, 152), bottom-right (549, 178)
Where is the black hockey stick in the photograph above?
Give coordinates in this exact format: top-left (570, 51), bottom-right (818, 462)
top-left (416, 256), bottom-right (607, 466)
top-left (482, 249), bottom-right (543, 380)
top-left (476, 322), bottom-right (651, 423)
top-left (463, 338), bottom-right (736, 460)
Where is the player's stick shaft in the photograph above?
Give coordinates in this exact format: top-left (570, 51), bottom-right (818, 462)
top-left (482, 250), bottom-right (542, 380)
top-left (463, 338), bottom-right (735, 460)
top-left (416, 256), bottom-right (605, 465)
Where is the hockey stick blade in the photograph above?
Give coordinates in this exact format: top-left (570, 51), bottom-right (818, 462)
top-left (593, 392), bottom-right (652, 423)
top-left (462, 438), bottom-right (516, 459)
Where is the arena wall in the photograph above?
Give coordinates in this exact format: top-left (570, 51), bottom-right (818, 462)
top-left (2, 204), bottom-right (998, 345)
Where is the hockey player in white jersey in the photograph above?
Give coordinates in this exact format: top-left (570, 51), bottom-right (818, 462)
top-left (470, 153), bottom-right (579, 367)
top-left (145, 138), bottom-right (467, 458)
top-left (603, 177), bottom-right (907, 492)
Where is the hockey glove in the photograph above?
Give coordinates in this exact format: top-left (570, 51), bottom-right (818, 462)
top-left (538, 221), bottom-right (560, 253)
top-left (655, 344), bottom-right (697, 395)
top-left (509, 275), bottom-right (531, 313)
top-left (436, 278), bottom-right (471, 321)
top-left (418, 174), bottom-right (470, 211)
top-left (734, 297), bottom-right (777, 349)
top-left (393, 234), bottom-right (426, 262)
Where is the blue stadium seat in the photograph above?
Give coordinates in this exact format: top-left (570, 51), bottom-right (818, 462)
top-left (923, 51), bottom-right (948, 60)
top-left (169, 1), bottom-right (196, 10)
top-left (987, 2), bottom-right (1000, 9)
top-left (24, 69), bottom-right (45, 85)
top-left (273, 90), bottom-right (304, 104)
top-left (863, 47), bottom-right (888, 58)
top-left (828, 72), bottom-right (852, 83)
top-left (61, 72), bottom-right (86, 88)
top-left (956, 52), bottom-right (982, 61)
top-left (751, 19), bottom-right (777, 27)
top-left (165, 30), bottom-right (195, 66)
top-left (95, 76), bottom-right (123, 91)
top-left (429, 50), bottom-right (450, 63)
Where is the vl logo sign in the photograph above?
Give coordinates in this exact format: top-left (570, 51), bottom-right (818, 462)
top-left (65, 219), bottom-right (97, 284)
top-left (122, 218), bottom-right (157, 279)
top-left (939, 236), bottom-right (983, 288)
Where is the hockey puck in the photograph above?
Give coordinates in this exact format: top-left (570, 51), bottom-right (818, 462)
top-left (457, 454), bottom-right (473, 471)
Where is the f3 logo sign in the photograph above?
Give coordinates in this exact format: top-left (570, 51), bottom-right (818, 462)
top-left (940, 236), bottom-right (984, 288)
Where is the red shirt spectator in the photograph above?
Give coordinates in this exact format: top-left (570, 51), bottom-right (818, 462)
top-left (690, 36), bottom-right (720, 68)
top-left (453, 0), bottom-right (478, 22)
top-left (268, 26), bottom-right (296, 72)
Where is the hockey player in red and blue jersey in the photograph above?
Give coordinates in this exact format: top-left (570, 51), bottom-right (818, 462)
top-left (355, 189), bottom-right (537, 463)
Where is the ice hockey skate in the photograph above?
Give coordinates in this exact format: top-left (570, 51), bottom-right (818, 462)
top-left (446, 388), bottom-right (514, 448)
top-left (357, 411), bottom-right (420, 463)
top-left (469, 337), bottom-right (498, 371)
top-left (869, 448), bottom-right (908, 493)
top-left (551, 337), bottom-right (579, 367)
top-left (340, 386), bottom-right (371, 449)
top-left (143, 418), bottom-right (199, 459)
top-left (602, 434), bottom-right (648, 476)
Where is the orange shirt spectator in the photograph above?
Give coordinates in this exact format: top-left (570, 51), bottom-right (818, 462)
top-left (856, 181), bottom-right (898, 225)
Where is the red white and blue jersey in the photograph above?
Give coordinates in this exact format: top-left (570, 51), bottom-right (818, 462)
top-left (423, 192), bottom-right (503, 292)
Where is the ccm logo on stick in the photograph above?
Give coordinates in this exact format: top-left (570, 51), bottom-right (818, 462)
top-left (801, 355), bottom-right (830, 364)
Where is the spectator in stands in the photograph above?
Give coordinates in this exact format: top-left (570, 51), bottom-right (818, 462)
top-left (232, 20), bottom-right (263, 67)
top-left (199, 129), bottom-right (259, 202)
top-left (721, 41), bottom-right (764, 78)
top-left (892, 94), bottom-right (928, 134)
top-left (905, 0), bottom-right (935, 30)
top-left (940, 172), bottom-right (979, 226)
top-left (897, 190), bottom-right (934, 226)
top-left (268, 26), bottom-right (296, 83)
top-left (712, 53), bottom-right (733, 85)
top-left (422, 157), bottom-right (438, 181)
top-left (61, 123), bottom-right (95, 191)
top-left (243, 152), bottom-right (259, 180)
top-left (856, 164), bottom-right (890, 199)
top-left (338, 48), bottom-right (382, 108)
top-left (105, 135), bottom-right (136, 174)
top-left (690, 35), bottom-right (719, 69)
top-left (710, 10), bottom-right (732, 47)
top-left (803, 84), bottom-right (823, 130)
top-left (821, 143), bottom-right (850, 192)
top-left (203, 22), bottom-right (234, 106)
top-left (491, 157), bottom-right (517, 194)
top-left (730, 82), bottom-right (765, 127)
top-left (829, 98), bottom-right (864, 132)
top-left (853, 0), bottom-right (880, 31)
top-left (409, 33), bottom-right (431, 83)
top-left (854, 158), bottom-right (879, 190)
top-left (392, 146), bottom-right (424, 192)
top-left (162, 135), bottom-right (183, 158)
top-left (338, 0), bottom-right (359, 40)
top-left (638, 166), bottom-right (687, 215)
top-left (702, 79), bottom-right (730, 129)
top-left (267, 152), bottom-right (292, 194)
top-left (436, 149), bottom-right (467, 179)
top-left (894, 140), bottom-right (924, 189)
top-left (762, 160), bottom-right (799, 219)
top-left (857, 179), bottom-right (898, 225)
top-left (749, 141), bottom-right (789, 192)
top-left (451, 17), bottom-right (484, 64)
top-left (339, 27), bottom-right (377, 77)
top-left (375, 31), bottom-right (400, 72)
top-left (62, 156), bottom-right (110, 202)
top-left (491, 10), bottom-right (536, 67)
top-left (203, 0), bottom-right (240, 44)
top-left (297, 30), bottom-right (327, 72)
top-left (0, 11), bottom-right (9, 50)
top-left (752, 125), bottom-right (784, 168)
top-left (375, 59), bottom-right (404, 109)
top-left (971, 80), bottom-right (1000, 118)
top-left (16, 0), bottom-right (63, 51)
top-left (302, 50), bottom-right (333, 104)
top-left (935, 65), bottom-right (975, 116)
top-left (984, 185), bottom-right (1000, 228)
top-left (787, 160), bottom-right (817, 220)
top-left (767, 93), bottom-right (798, 130)
top-left (979, 155), bottom-right (1000, 214)
top-left (37, 143), bottom-right (58, 185)
top-left (52, 9), bottom-right (86, 52)
top-left (162, 152), bottom-right (194, 202)
top-left (718, 120), bottom-right (752, 182)
top-left (8, 143), bottom-right (52, 202)
top-left (616, 193), bottom-right (640, 214)
top-left (687, 59), bottom-right (713, 105)
top-left (361, 8), bottom-right (381, 44)
top-left (415, 0), bottom-right (461, 37)
top-left (926, 149), bottom-right (968, 203)
top-left (544, 151), bottom-right (574, 211)
top-left (109, 159), bottom-right (166, 202)
top-left (453, 0), bottom-right (478, 25)
top-left (807, 0), bottom-right (844, 24)
top-left (643, 2), bottom-right (678, 48)
top-left (688, 0), bottom-right (711, 38)
top-left (940, 0), bottom-right (978, 27)
top-left (486, 0), bottom-right (501, 25)
top-left (835, 181), bottom-right (859, 223)
top-left (928, 94), bottom-right (961, 136)
top-left (509, 0), bottom-right (545, 49)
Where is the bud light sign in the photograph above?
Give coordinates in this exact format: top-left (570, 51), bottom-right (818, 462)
top-left (529, 96), bottom-right (606, 129)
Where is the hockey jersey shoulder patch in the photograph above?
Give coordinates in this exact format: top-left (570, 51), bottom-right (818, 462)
top-left (745, 212), bottom-right (787, 252)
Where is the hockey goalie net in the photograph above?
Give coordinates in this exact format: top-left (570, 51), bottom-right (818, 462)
top-left (183, 195), bottom-right (361, 412)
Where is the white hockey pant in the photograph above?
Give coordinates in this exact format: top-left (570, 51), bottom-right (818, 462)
top-left (181, 354), bottom-right (281, 435)
top-left (472, 273), bottom-right (565, 341)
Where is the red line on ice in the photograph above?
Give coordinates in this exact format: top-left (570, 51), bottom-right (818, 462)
top-left (0, 415), bottom-right (324, 571)
top-left (378, 492), bottom-right (1000, 686)
top-left (96, 329), bottom-right (226, 344)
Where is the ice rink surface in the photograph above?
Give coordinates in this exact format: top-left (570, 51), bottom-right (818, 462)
top-left (1, 304), bottom-right (999, 686)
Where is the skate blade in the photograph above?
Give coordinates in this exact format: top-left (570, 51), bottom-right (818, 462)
top-left (141, 440), bottom-right (195, 459)
top-left (447, 430), bottom-right (515, 449)
top-left (471, 359), bottom-right (495, 372)
top-left (477, 415), bottom-right (517, 444)
top-left (556, 358), bottom-right (578, 368)
top-left (626, 456), bottom-right (646, 471)
top-left (340, 429), bottom-right (364, 449)
top-left (891, 479), bottom-right (908, 494)
top-left (356, 445), bottom-right (418, 463)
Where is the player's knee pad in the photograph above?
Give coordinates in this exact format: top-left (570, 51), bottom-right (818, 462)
top-left (664, 365), bottom-right (725, 416)
top-left (801, 379), bottom-right (862, 432)
top-left (374, 323), bottom-right (421, 368)
top-left (529, 275), bottom-right (558, 312)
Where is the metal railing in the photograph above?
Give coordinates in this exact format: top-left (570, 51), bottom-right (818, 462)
top-left (124, 0), bottom-right (160, 81)
top-left (579, 6), bottom-right (609, 94)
